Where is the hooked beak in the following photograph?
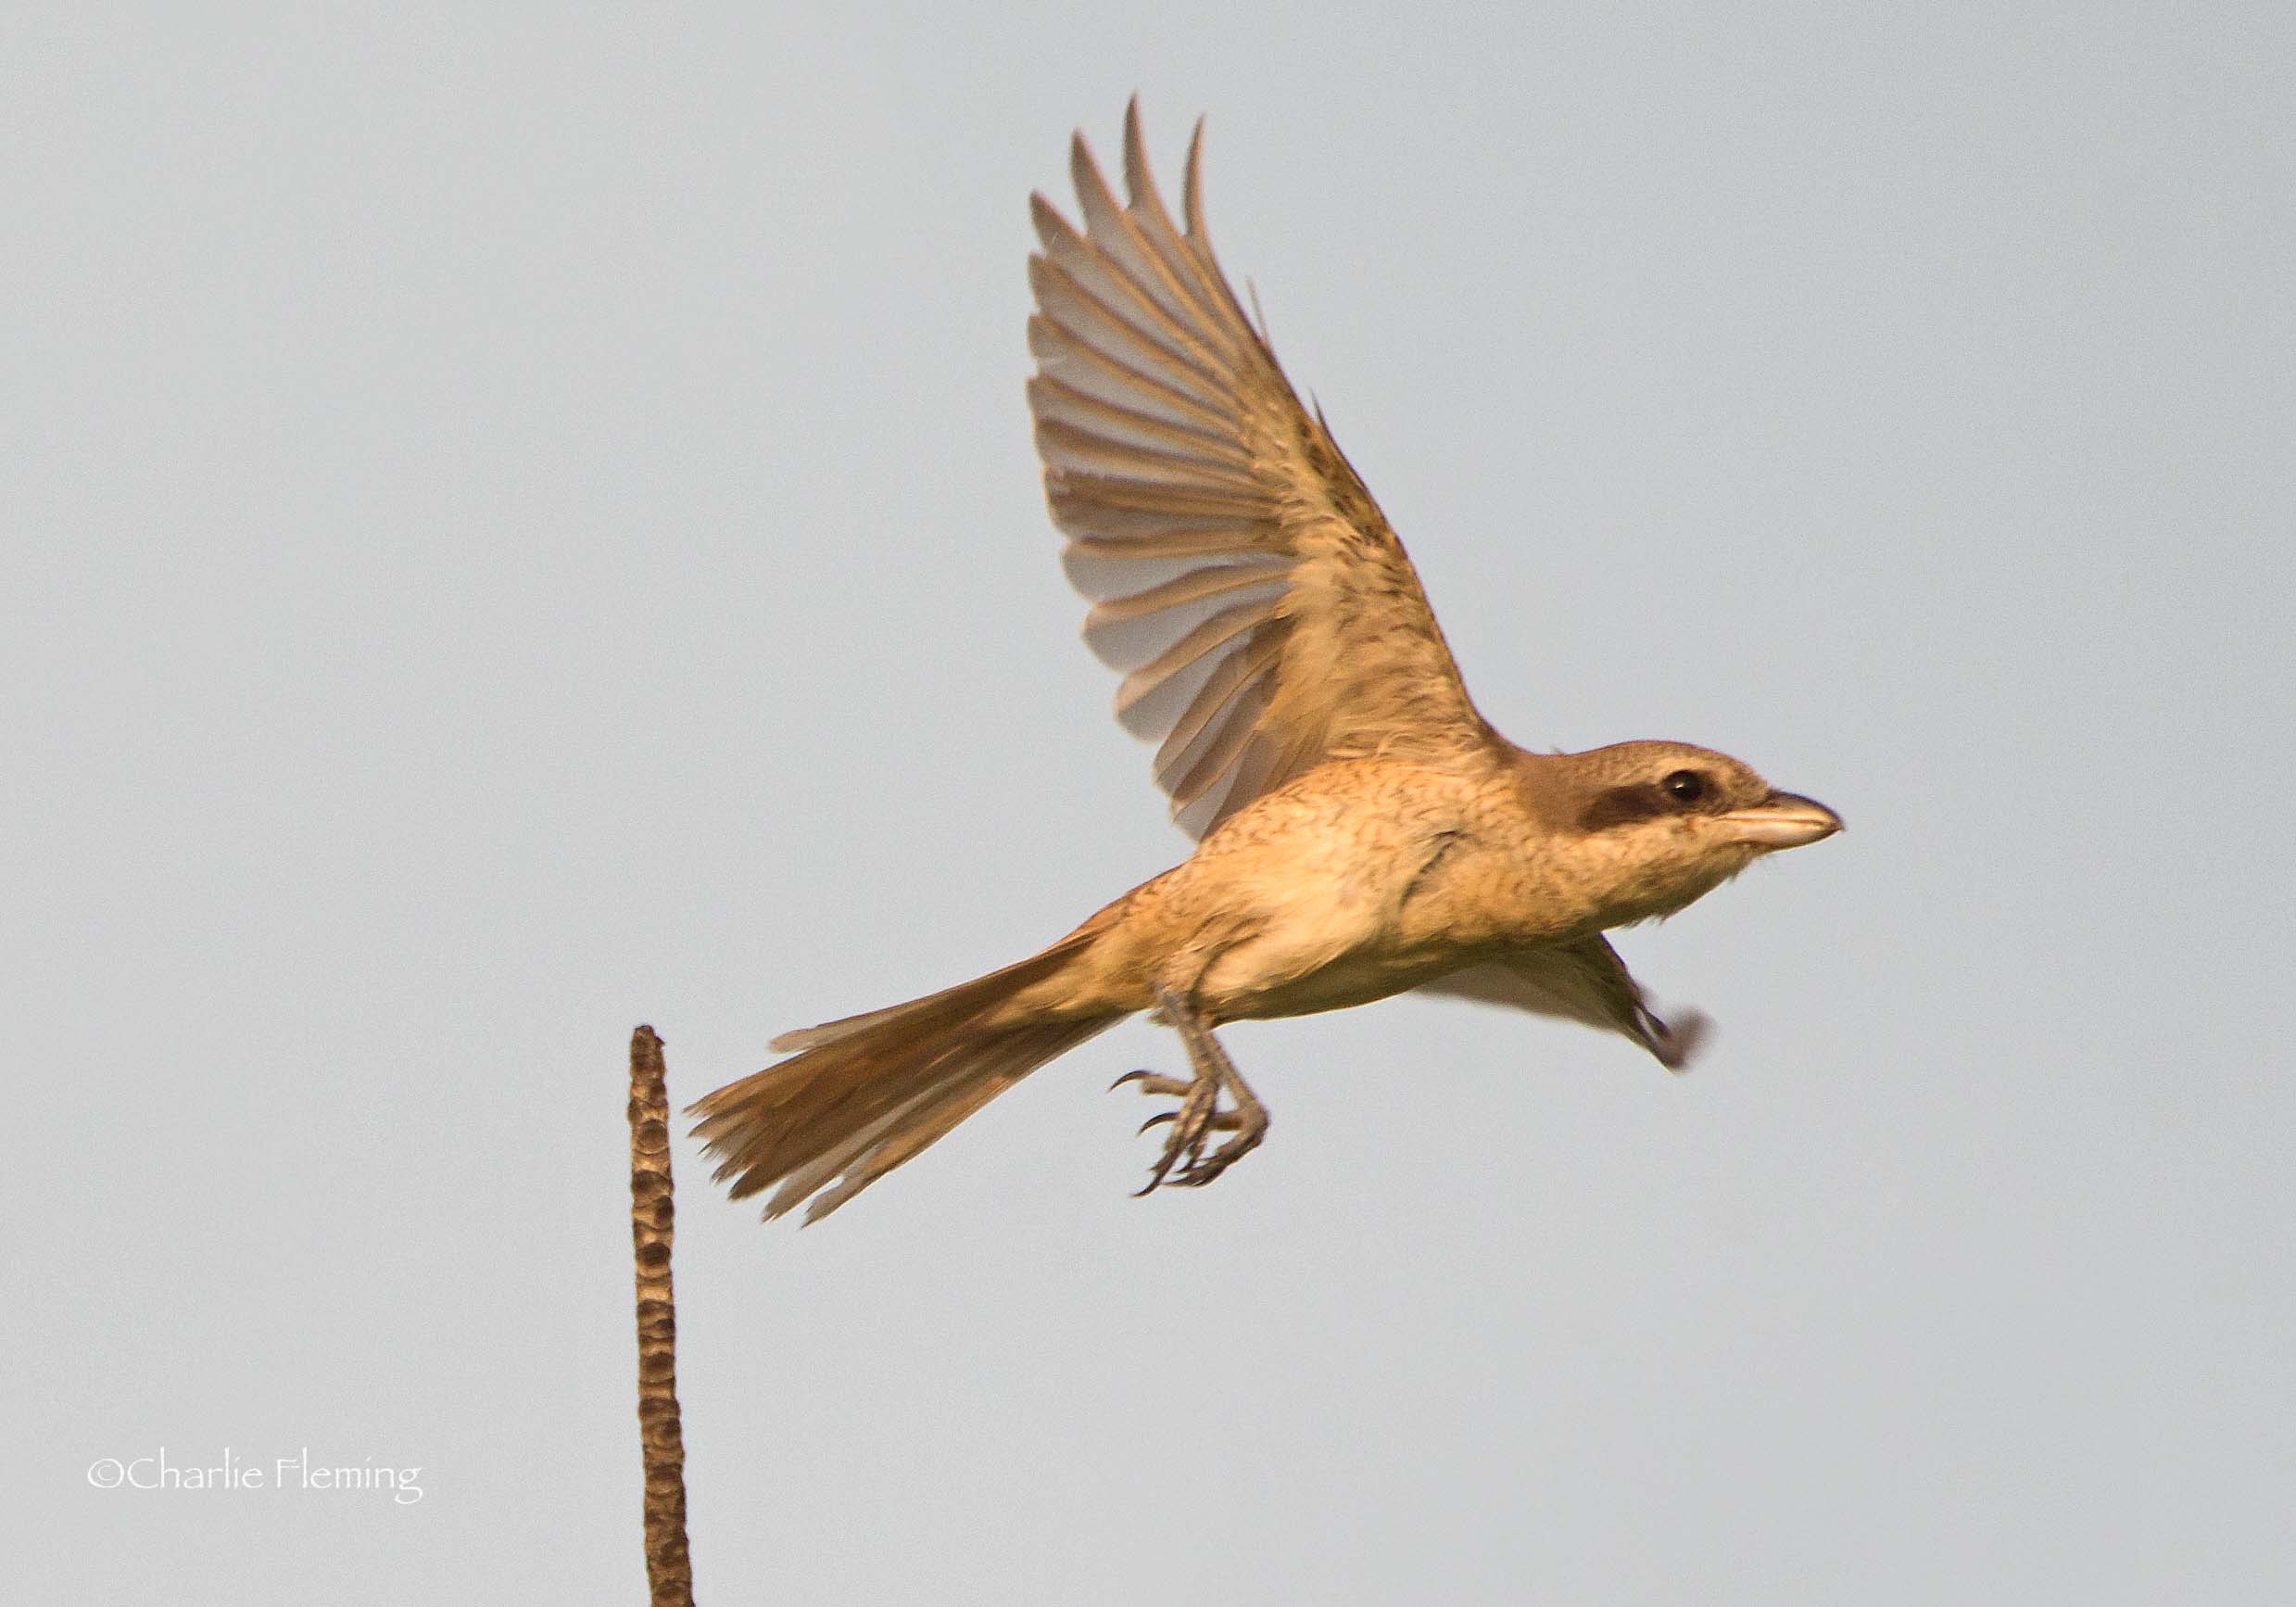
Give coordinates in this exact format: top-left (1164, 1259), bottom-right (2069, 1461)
top-left (1717, 791), bottom-right (1842, 850)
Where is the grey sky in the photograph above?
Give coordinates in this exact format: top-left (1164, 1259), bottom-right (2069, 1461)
top-left (7, 4), bottom-right (2293, 1601)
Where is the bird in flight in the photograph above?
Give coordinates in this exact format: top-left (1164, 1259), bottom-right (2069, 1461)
top-left (692, 101), bottom-right (1840, 1223)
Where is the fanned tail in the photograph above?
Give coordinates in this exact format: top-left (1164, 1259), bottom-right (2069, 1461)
top-left (689, 932), bottom-right (1117, 1223)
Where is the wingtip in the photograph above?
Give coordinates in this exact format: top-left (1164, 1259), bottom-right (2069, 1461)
top-left (1069, 127), bottom-right (1126, 229)
top-left (1028, 190), bottom-right (1086, 259)
top-left (1121, 96), bottom-right (1157, 209)
top-left (1653, 1007), bottom-right (1713, 1072)
top-left (1183, 117), bottom-right (1209, 236)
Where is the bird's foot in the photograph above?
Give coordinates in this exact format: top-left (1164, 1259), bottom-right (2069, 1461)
top-left (1110, 1067), bottom-right (1269, 1194)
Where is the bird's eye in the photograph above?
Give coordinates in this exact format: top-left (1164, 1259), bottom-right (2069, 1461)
top-left (1662, 770), bottom-right (1707, 804)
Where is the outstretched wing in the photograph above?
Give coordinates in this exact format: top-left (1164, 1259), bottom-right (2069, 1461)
top-left (1417, 936), bottom-right (1710, 1070)
top-left (1027, 101), bottom-right (1491, 836)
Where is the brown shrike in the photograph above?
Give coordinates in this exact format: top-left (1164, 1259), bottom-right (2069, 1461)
top-left (693, 102), bottom-right (1841, 1222)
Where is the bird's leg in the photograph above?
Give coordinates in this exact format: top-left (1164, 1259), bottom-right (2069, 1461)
top-left (1109, 981), bottom-right (1270, 1195)
top-left (1168, 1005), bottom-right (1268, 1189)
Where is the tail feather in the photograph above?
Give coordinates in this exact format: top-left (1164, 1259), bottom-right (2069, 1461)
top-left (769, 1018), bottom-right (1108, 1222)
top-left (690, 932), bottom-right (1118, 1222)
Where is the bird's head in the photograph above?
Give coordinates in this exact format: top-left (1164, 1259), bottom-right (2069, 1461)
top-left (1556, 740), bottom-right (1841, 927)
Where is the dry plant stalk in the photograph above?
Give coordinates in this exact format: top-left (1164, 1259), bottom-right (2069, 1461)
top-left (628, 1024), bottom-right (695, 1606)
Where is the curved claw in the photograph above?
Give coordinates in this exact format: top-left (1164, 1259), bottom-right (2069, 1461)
top-left (1109, 1069), bottom-right (1154, 1092)
top-left (1172, 1154), bottom-right (1242, 1188)
top-left (1137, 1111), bottom-right (1179, 1136)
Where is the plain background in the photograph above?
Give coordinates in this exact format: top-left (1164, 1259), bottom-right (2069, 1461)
top-left (6, 4), bottom-right (2292, 1601)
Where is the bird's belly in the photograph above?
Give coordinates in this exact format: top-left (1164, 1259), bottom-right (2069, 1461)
top-left (1244, 948), bottom-right (1456, 1019)
top-left (1198, 928), bottom-right (1462, 1021)
top-left (1176, 815), bottom-right (1544, 1022)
